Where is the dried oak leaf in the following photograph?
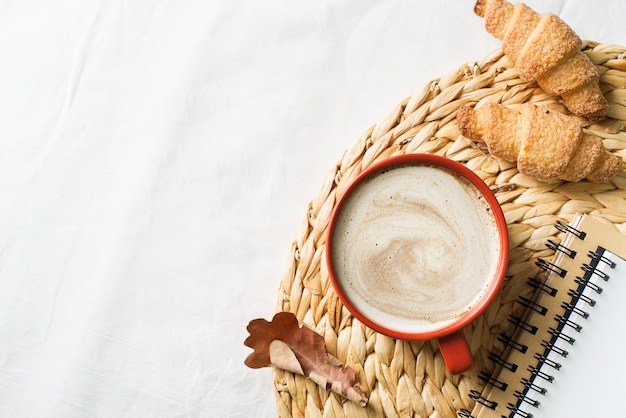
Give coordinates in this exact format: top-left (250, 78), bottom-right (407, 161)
top-left (244, 311), bottom-right (368, 407)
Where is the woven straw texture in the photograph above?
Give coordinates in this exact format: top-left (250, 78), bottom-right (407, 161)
top-left (273, 42), bottom-right (626, 418)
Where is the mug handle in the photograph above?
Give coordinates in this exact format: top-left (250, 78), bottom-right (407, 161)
top-left (437, 329), bottom-right (474, 374)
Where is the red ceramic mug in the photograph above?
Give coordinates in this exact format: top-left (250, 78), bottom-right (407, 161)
top-left (326, 154), bottom-right (508, 374)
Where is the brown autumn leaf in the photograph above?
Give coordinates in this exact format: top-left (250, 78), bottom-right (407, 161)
top-left (244, 311), bottom-right (368, 407)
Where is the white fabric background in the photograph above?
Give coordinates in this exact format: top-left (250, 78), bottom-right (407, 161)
top-left (1, 1), bottom-right (625, 417)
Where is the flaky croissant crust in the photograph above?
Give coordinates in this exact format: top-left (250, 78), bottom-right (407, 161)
top-left (474, 0), bottom-right (608, 121)
top-left (457, 103), bottom-right (622, 183)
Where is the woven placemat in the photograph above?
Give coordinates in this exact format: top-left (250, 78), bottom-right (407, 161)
top-left (273, 41), bottom-right (626, 418)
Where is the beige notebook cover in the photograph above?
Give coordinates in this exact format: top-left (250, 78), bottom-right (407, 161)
top-left (463, 214), bottom-right (626, 418)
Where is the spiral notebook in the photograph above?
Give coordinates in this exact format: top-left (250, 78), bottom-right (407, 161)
top-left (460, 214), bottom-right (626, 418)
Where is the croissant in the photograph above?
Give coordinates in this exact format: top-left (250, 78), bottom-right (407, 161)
top-left (474, 0), bottom-right (607, 121)
top-left (457, 103), bottom-right (622, 183)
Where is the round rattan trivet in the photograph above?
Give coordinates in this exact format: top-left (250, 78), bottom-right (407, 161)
top-left (273, 41), bottom-right (626, 418)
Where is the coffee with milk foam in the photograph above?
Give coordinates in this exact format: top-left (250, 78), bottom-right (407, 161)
top-left (330, 163), bottom-right (501, 334)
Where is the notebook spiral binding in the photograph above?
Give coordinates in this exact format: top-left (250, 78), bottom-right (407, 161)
top-left (458, 409), bottom-right (474, 418)
top-left (555, 219), bottom-right (586, 239)
top-left (588, 250), bottom-right (617, 268)
top-left (470, 390), bottom-right (498, 409)
top-left (459, 221), bottom-right (615, 418)
top-left (479, 370), bottom-right (509, 391)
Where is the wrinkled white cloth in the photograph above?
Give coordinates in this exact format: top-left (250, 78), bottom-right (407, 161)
top-left (0, 1), bottom-right (624, 416)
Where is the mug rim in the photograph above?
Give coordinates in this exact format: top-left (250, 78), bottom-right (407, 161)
top-left (325, 153), bottom-right (509, 341)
